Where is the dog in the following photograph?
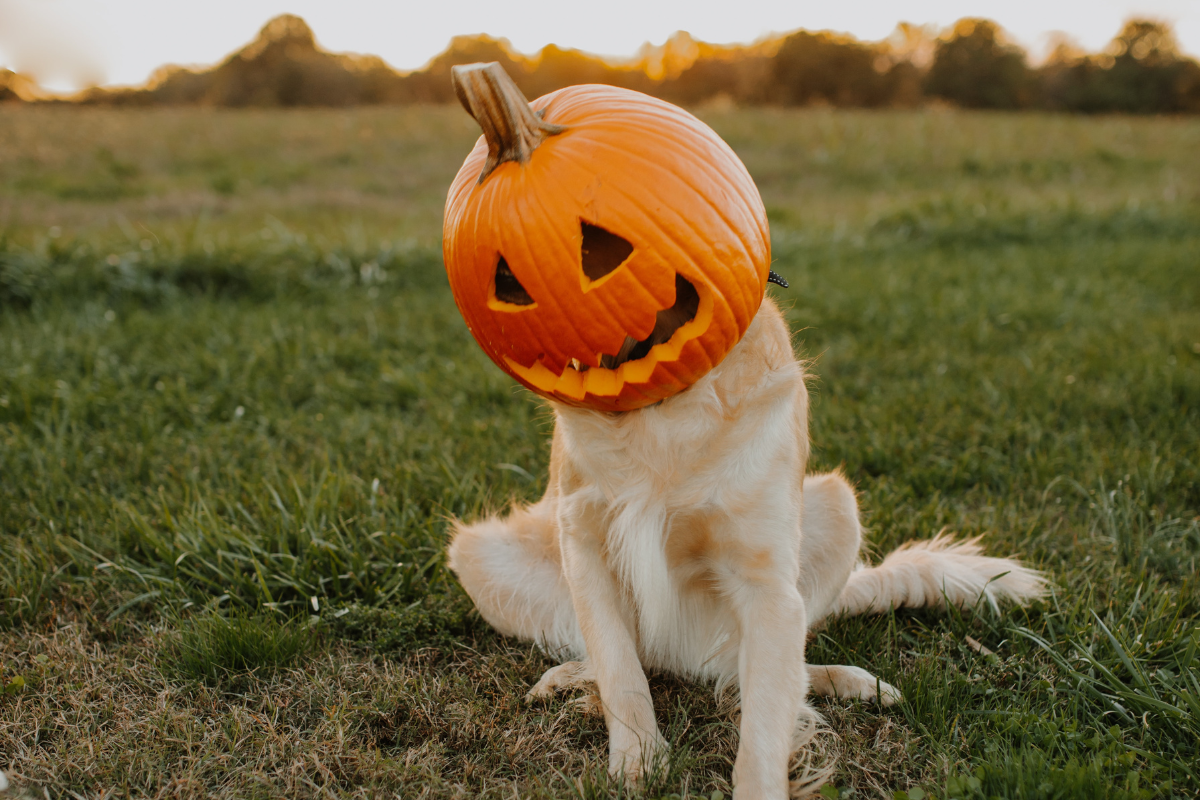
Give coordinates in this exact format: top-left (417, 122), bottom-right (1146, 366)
top-left (448, 296), bottom-right (1045, 799)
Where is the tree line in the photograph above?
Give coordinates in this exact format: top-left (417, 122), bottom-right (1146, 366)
top-left (4, 13), bottom-right (1198, 113)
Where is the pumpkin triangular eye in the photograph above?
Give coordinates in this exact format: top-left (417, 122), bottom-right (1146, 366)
top-left (580, 222), bottom-right (633, 282)
top-left (493, 256), bottom-right (534, 305)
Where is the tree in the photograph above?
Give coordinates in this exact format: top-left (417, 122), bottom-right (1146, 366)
top-left (770, 31), bottom-right (891, 107)
top-left (1101, 20), bottom-right (1194, 112)
top-left (1038, 20), bottom-right (1200, 113)
top-left (925, 19), bottom-right (1031, 109)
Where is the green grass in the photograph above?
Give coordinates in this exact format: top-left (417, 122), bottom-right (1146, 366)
top-left (168, 610), bottom-right (314, 687)
top-left (1, 105), bottom-right (1198, 799)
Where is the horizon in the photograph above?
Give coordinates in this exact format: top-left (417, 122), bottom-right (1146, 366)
top-left (1, 0), bottom-right (1199, 93)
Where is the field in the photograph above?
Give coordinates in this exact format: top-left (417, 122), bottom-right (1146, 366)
top-left (1, 105), bottom-right (1199, 799)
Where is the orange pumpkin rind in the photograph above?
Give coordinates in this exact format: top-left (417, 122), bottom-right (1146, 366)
top-left (443, 63), bottom-right (770, 412)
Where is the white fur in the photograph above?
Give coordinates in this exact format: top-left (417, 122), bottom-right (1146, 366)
top-left (831, 532), bottom-right (1046, 617)
top-left (448, 298), bottom-right (1045, 799)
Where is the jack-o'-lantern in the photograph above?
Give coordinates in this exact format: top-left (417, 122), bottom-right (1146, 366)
top-left (443, 62), bottom-right (777, 412)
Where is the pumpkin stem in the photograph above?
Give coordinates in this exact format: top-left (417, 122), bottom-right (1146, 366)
top-left (451, 62), bottom-right (566, 184)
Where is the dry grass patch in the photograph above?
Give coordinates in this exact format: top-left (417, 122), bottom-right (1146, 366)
top-left (10, 611), bottom-right (869, 798)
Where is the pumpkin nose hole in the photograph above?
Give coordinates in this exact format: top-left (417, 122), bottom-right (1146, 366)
top-left (493, 256), bottom-right (534, 305)
top-left (581, 222), bottom-right (634, 282)
top-left (601, 274), bottom-right (700, 369)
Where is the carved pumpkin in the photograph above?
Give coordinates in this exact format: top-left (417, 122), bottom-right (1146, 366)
top-left (443, 62), bottom-right (773, 411)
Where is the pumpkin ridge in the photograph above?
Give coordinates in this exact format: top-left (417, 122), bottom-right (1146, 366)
top-left (563, 208), bottom-right (676, 351)
top-left (656, 344), bottom-right (701, 391)
top-left (579, 127), bottom-right (767, 317)
top-left (527, 155), bottom-right (666, 352)
top-left (525, 84), bottom-right (759, 233)
top-left (613, 286), bottom-right (715, 385)
top-left (530, 86), bottom-right (714, 136)
top-left (576, 120), bottom-right (765, 257)
top-left (523, 93), bottom-right (767, 324)
top-left (572, 134), bottom-right (761, 271)
top-left (580, 153), bottom-right (748, 327)
top-left (483, 177), bottom-right (577, 369)
top-left (472, 180), bottom-right (538, 356)
top-left (550, 108), bottom-right (760, 213)
top-left (450, 173), bottom-right (492, 346)
top-left (596, 233), bottom-right (713, 351)
top-left (507, 178), bottom-right (596, 369)
top-left (517, 168), bottom-right (637, 367)
top-left (601, 274), bottom-right (698, 368)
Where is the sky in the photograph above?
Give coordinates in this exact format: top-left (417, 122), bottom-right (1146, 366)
top-left (2, 0), bottom-right (1199, 93)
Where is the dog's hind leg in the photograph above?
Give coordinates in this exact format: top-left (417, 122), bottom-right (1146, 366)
top-left (797, 472), bottom-right (904, 704)
top-left (829, 532), bottom-right (1046, 617)
top-left (447, 494), bottom-right (585, 659)
top-left (797, 471), bottom-right (864, 627)
top-left (796, 471), bottom-right (1045, 620)
top-left (807, 665), bottom-right (902, 706)
top-left (525, 658), bottom-right (598, 708)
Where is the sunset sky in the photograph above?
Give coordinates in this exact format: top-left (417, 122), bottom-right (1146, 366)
top-left (2, 0), bottom-right (1198, 92)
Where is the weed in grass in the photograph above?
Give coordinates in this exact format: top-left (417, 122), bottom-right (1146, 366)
top-left (1, 666), bottom-right (27, 697)
top-left (167, 611), bottom-right (313, 687)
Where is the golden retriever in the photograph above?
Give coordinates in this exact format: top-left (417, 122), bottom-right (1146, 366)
top-left (448, 296), bottom-right (1044, 798)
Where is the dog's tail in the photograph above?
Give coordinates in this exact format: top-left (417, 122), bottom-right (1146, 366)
top-left (829, 532), bottom-right (1046, 617)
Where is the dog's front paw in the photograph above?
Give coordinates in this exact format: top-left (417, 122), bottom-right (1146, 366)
top-left (609, 734), bottom-right (669, 784)
top-left (525, 660), bottom-right (596, 702)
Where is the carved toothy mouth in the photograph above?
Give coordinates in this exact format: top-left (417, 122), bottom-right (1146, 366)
top-left (599, 274), bottom-right (699, 369)
top-left (489, 219), bottom-right (710, 402)
top-left (504, 275), bottom-right (712, 402)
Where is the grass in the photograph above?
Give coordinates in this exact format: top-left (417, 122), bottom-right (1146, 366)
top-left (1, 104), bottom-right (1198, 798)
top-left (167, 610), bottom-right (313, 687)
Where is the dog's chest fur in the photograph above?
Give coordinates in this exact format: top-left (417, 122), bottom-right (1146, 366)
top-left (553, 301), bottom-right (807, 678)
